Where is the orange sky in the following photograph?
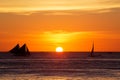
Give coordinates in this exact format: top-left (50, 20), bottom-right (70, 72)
top-left (0, 0), bottom-right (120, 51)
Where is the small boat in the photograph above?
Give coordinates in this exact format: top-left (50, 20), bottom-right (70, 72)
top-left (9, 44), bottom-right (30, 56)
top-left (90, 43), bottom-right (94, 57)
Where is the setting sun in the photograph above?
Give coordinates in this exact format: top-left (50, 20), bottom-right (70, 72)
top-left (56, 47), bottom-right (63, 52)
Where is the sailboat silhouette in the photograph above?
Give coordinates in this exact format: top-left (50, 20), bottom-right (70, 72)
top-left (90, 43), bottom-right (94, 57)
top-left (9, 44), bottom-right (30, 56)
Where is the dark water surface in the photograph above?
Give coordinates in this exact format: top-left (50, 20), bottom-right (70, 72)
top-left (0, 52), bottom-right (120, 79)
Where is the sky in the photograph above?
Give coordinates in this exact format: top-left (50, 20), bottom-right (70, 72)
top-left (0, 0), bottom-right (120, 51)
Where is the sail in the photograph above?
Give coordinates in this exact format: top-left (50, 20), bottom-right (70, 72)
top-left (90, 43), bottom-right (94, 57)
top-left (17, 44), bottom-right (30, 56)
top-left (9, 44), bottom-right (20, 54)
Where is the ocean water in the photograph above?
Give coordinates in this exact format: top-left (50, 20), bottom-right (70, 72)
top-left (0, 52), bottom-right (120, 80)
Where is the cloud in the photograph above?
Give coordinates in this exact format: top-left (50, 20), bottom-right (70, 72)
top-left (0, 8), bottom-right (120, 34)
top-left (0, 0), bottom-right (120, 12)
top-left (0, 7), bottom-right (119, 15)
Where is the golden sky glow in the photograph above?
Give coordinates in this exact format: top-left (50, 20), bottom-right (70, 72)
top-left (0, 0), bottom-right (120, 12)
top-left (0, 0), bottom-right (120, 51)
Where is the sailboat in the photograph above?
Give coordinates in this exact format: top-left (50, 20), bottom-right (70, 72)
top-left (9, 44), bottom-right (30, 56)
top-left (9, 44), bottom-right (20, 54)
top-left (90, 43), bottom-right (94, 57)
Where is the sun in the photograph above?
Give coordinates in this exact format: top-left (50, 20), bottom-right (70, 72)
top-left (56, 47), bottom-right (63, 52)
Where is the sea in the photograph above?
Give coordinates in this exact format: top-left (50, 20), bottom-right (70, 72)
top-left (0, 52), bottom-right (120, 80)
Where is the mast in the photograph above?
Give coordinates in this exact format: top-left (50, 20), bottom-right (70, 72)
top-left (90, 43), bottom-right (94, 57)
